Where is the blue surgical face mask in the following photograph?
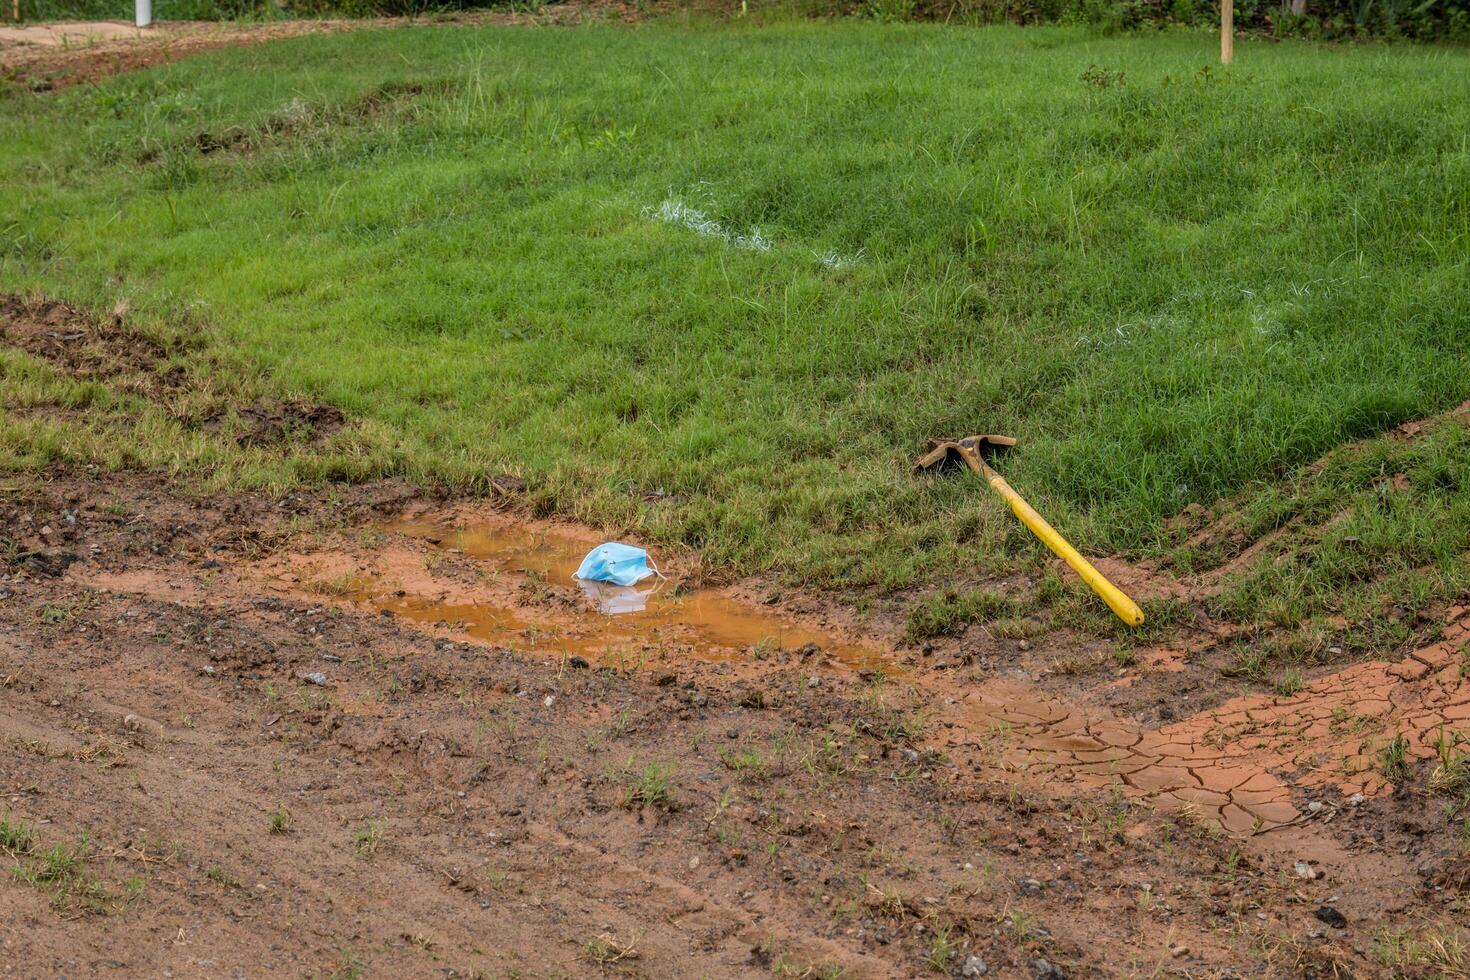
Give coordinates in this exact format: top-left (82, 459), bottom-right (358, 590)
top-left (575, 542), bottom-right (658, 587)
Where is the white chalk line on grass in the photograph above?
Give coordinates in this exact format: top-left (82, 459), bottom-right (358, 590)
top-left (642, 197), bottom-right (773, 253)
top-left (642, 194), bottom-right (863, 270)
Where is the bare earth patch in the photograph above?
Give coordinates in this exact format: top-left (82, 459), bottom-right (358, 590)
top-left (0, 466), bottom-right (1466, 975)
top-left (0, 4), bottom-right (636, 91)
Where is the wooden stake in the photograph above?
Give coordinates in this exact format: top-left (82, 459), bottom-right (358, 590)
top-left (1221, 0), bottom-right (1233, 64)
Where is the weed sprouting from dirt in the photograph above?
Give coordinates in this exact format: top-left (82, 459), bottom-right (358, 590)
top-left (926, 926), bottom-right (958, 973)
top-left (0, 816), bottom-right (36, 855)
top-left (328, 947), bottom-right (365, 980)
top-left (1272, 668), bottom-right (1305, 697)
top-left (619, 761), bottom-right (676, 810)
top-left (1381, 732), bottom-right (1412, 786)
top-left (353, 820), bottom-right (386, 858)
top-left (268, 806), bottom-right (293, 834)
top-left (1005, 907), bottom-right (1039, 942)
top-left (206, 865), bottom-right (244, 889)
top-left (1429, 729), bottom-right (1470, 800)
top-left (11, 833), bottom-right (112, 913)
top-left (584, 932), bottom-right (640, 965)
top-left (37, 603), bottom-right (73, 625)
top-left (721, 746), bottom-right (769, 782)
top-left (1374, 922), bottom-right (1467, 975)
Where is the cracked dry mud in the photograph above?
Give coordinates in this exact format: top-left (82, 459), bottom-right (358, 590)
top-left (942, 614), bottom-right (1470, 836)
top-left (4, 476), bottom-right (1469, 976)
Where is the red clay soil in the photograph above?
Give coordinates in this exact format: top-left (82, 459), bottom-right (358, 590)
top-left (2, 472), bottom-right (1467, 977)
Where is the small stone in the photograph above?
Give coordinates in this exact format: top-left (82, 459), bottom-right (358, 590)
top-left (542, 695), bottom-right (555, 708)
top-left (569, 656), bottom-right (590, 670)
top-left (1019, 877), bottom-right (1045, 895)
top-left (806, 677), bottom-right (820, 689)
top-left (1169, 946), bottom-right (1189, 959)
top-left (1314, 906), bottom-right (1347, 929)
top-left (688, 856), bottom-right (700, 870)
top-left (122, 713), bottom-right (161, 734)
top-left (1029, 958), bottom-right (1066, 980)
top-left (1294, 861), bottom-right (1319, 880)
top-left (962, 955), bottom-right (989, 977)
top-left (1017, 639), bottom-right (1031, 651)
top-left (201, 559), bottom-right (222, 570)
top-left (201, 665), bottom-right (217, 676)
top-left (1306, 801), bottom-right (1324, 814)
top-left (302, 672), bottom-right (327, 686)
top-left (899, 747), bottom-right (920, 764)
top-left (1346, 793), bottom-right (1366, 807)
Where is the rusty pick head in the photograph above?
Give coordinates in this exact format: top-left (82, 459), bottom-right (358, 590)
top-left (912, 434), bottom-right (1017, 472)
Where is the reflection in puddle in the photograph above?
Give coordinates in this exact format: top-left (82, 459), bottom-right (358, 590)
top-left (375, 517), bottom-right (887, 670)
top-left (578, 577), bottom-right (661, 615)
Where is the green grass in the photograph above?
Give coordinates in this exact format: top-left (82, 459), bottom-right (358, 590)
top-left (353, 819), bottom-right (386, 856)
top-left (904, 587), bottom-right (1020, 641)
top-left (0, 816), bottom-right (36, 856)
top-left (620, 760), bottom-right (676, 808)
top-left (2, 21), bottom-right (1468, 612)
top-left (10, 832), bottom-right (113, 912)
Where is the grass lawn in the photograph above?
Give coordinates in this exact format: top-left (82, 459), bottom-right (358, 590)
top-left (2, 19), bottom-right (1468, 620)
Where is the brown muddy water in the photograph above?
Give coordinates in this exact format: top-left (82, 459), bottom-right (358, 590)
top-left (365, 518), bottom-right (888, 670)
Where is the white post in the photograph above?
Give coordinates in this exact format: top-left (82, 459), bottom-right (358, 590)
top-left (136, 0), bottom-right (151, 28)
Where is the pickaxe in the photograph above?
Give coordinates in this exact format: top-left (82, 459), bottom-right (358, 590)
top-left (914, 434), bottom-right (1144, 627)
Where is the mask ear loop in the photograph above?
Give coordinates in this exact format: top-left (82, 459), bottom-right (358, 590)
top-left (645, 554), bottom-right (668, 580)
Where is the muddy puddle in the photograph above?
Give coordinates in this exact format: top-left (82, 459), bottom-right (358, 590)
top-left (237, 514), bottom-right (1470, 837)
top-left (260, 515), bottom-right (889, 672)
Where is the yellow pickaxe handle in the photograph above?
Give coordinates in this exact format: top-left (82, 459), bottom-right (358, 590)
top-left (988, 474), bottom-right (1145, 628)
